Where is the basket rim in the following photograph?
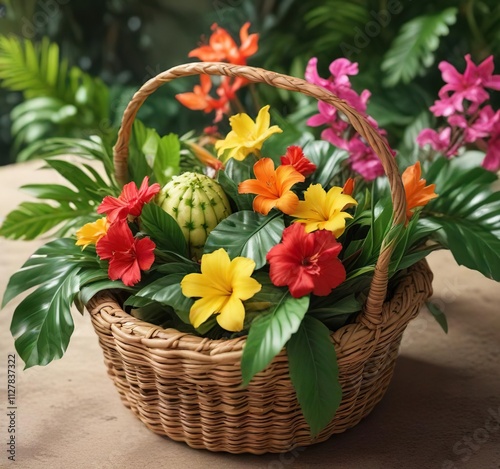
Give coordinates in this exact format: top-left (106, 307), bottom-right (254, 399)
top-left (86, 259), bottom-right (432, 357)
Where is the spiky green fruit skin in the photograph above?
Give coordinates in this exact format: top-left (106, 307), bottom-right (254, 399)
top-left (157, 172), bottom-right (232, 260)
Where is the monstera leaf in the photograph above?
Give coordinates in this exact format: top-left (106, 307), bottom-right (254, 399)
top-left (422, 154), bottom-right (500, 281)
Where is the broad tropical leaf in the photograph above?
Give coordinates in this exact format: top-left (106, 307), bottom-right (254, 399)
top-left (135, 273), bottom-right (194, 324)
top-left (3, 239), bottom-right (102, 368)
top-left (0, 201), bottom-right (95, 240)
top-left (287, 315), bottom-right (342, 436)
top-left (151, 134), bottom-right (181, 186)
top-left (0, 158), bottom-right (114, 240)
top-left (305, 140), bottom-right (348, 187)
top-left (11, 269), bottom-right (79, 368)
top-left (304, 0), bottom-right (370, 54)
top-left (241, 293), bottom-right (309, 386)
top-left (422, 155), bottom-right (500, 280)
top-left (0, 35), bottom-right (110, 156)
top-left (217, 170), bottom-right (253, 211)
top-left (204, 211), bottom-right (285, 269)
top-left (140, 203), bottom-right (188, 257)
top-left (382, 8), bottom-right (457, 86)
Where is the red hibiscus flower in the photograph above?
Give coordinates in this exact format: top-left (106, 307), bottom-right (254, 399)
top-left (96, 220), bottom-right (155, 286)
top-left (280, 146), bottom-right (317, 177)
top-left (98, 176), bottom-right (160, 223)
top-left (267, 223), bottom-right (346, 298)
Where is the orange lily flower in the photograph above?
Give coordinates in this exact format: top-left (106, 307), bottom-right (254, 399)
top-left (238, 158), bottom-right (305, 215)
top-left (402, 162), bottom-right (438, 221)
top-left (188, 22), bottom-right (258, 65)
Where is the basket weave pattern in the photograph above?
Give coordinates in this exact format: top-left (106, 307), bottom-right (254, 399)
top-left (86, 62), bottom-right (434, 453)
top-left (88, 261), bottom-right (431, 454)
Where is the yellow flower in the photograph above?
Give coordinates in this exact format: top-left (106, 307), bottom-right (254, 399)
top-left (181, 248), bottom-right (261, 332)
top-left (215, 105), bottom-right (282, 161)
top-left (75, 217), bottom-right (109, 249)
top-left (291, 184), bottom-right (357, 237)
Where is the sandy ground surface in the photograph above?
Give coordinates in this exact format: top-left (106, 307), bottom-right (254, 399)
top-left (1, 161), bottom-right (499, 469)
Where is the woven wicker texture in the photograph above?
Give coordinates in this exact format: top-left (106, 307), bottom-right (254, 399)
top-left (87, 63), bottom-right (434, 453)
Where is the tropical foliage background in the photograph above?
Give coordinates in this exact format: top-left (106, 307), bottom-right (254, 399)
top-left (1, 0), bottom-right (499, 166)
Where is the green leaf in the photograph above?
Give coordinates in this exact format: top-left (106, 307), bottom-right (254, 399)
top-left (287, 315), bottom-right (342, 437)
top-left (0, 36), bottom-right (68, 98)
top-left (140, 203), bottom-right (188, 257)
top-left (0, 202), bottom-right (93, 240)
top-left (304, 0), bottom-right (370, 53)
top-left (382, 8), bottom-right (458, 86)
top-left (241, 294), bottom-right (309, 386)
top-left (16, 137), bottom-right (114, 177)
top-left (424, 216), bottom-right (500, 280)
top-left (3, 239), bottom-right (99, 368)
top-left (135, 273), bottom-right (194, 324)
top-left (350, 196), bottom-right (393, 270)
top-left (2, 239), bottom-right (95, 307)
top-left (0, 157), bottom-right (111, 240)
top-left (128, 120), bottom-right (154, 184)
top-left (125, 297), bottom-right (173, 326)
top-left (224, 155), bottom-right (256, 185)
top-left (0, 35), bottom-right (110, 154)
top-left (422, 156), bottom-right (500, 280)
top-left (204, 211), bottom-right (284, 269)
top-left (20, 183), bottom-right (80, 202)
top-left (308, 294), bottom-right (361, 318)
top-left (11, 269), bottom-right (80, 368)
top-left (305, 140), bottom-right (348, 188)
top-left (44, 158), bottom-right (107, 201)
top-left (217, 170), bottom-right (253, 211)
top-left (152, 134), bottom-right (181, 186)
top-left (426, 301), bottom-right (448, 333)
top-left (79, 280), bottom-right (134, 305)
top-left (243, 272), bottom-right (285, 315)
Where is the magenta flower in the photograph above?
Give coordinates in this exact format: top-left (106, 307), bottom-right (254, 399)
top-left (484, 134), bottom-right (500, 171)
top-left (307, 100), bottom-right (340, 127)
top-left (346, 137), bottom-right (385, 181)
top-left (464, 55), bottom-right (500, 91)
top-left (305, 57), bottom-right (390, 181)
top-left (306, 57), bottom-right (370, 115)
top-left (417, 128), bottom-right (453, 156)
top-left (430, 55), bottom-right (500, 117)
top-left (448, 106), bottom-right (500, 143)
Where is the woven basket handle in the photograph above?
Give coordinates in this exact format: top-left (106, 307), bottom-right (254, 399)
top-left (113, 62), bottom-right (407, 323)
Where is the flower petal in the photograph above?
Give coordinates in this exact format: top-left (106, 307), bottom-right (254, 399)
top-left (275, 191), bottom-right (299, 215)
top-left (190, 295), bottom-right (227, 328)
top-left (252, 195), bottom-right (276, 215)
top-left (217, 295), bottom-right (245, 331)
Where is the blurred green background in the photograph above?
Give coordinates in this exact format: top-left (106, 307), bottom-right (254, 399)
top-left (0, 0), bottom-right (499, 166)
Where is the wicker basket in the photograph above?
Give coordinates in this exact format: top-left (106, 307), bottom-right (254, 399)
top-left (86, 62), bottom-right (433, 454)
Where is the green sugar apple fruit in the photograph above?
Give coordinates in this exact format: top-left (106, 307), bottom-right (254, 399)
top-left (157, 172), bottom-right (232, 260)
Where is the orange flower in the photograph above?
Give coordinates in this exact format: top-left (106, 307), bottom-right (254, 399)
top-left (342, 178), bottom-right (355, 196)
top-left (186, 141), bottom-right (224, 171)
top-left (188, 22), bottom-right (258, 65)
top-left (238, 158), bottom-right (305, 215)
top-left (402, 162), bottom-right (438, 221)
top-left (176, 75), bottom-right (245, 122)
